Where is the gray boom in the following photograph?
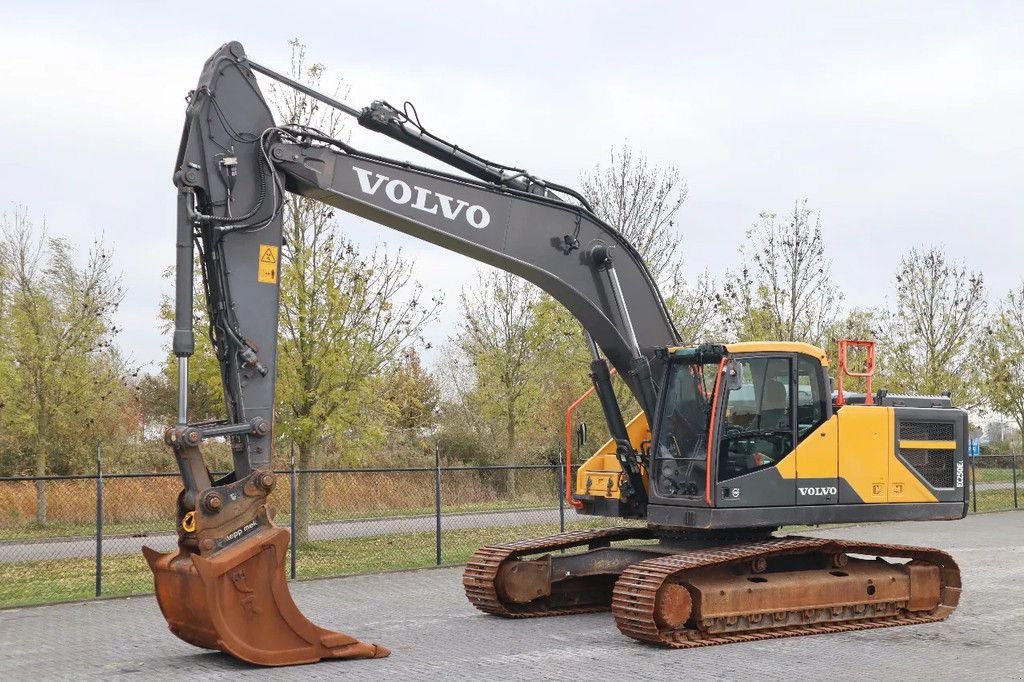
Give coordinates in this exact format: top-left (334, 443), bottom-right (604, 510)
top-left (171, 41), bottom-right (678, 512)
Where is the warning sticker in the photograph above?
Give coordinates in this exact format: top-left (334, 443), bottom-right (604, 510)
top-left (258, 244), bottom-right (279, 284)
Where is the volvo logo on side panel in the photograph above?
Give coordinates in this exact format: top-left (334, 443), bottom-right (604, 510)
top-left (352, 166), bottom-right (491, 229)
top-left (798, 486), bottom-right (838, 497)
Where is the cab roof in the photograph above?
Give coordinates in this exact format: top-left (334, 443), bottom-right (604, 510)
top-left (668, 341), bottom-right (830, 367)
top-left (726, 341), bottom-right (829, 365)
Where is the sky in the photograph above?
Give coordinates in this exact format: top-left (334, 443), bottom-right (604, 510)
top-left (0, 1), bottom-right (1021, 375)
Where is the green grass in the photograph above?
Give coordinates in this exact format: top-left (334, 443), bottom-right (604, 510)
top-left (971, 467), bottom-right (1019, 484)
top-left (971, 489), bottom-right (1021, 512)
top-left (0, 552), bottom-right (154, 608)
top-left (294, 520), bottom-right (635, 579)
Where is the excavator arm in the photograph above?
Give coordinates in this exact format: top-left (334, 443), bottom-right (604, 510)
top-left (148, 40), bottom-right (679, 666)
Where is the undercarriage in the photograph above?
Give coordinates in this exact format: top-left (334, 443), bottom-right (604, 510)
top-left (463, 527), bottom-right (961, 647)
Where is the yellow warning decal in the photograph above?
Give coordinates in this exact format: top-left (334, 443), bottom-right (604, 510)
top-left (258, 244), bottom-right (279, 284)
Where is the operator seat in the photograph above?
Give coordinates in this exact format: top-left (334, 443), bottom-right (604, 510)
top-left (758, 379), bottom-right (789, 430)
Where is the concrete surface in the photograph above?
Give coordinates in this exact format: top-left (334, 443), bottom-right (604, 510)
top-left (0, 512), bottom-right (1020, 681)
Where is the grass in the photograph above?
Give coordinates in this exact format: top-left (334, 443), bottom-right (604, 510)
top-left (0, 552), bottom-right (154, 608)
top-left (971, 467), bottom-right (1019, 484)
top-left (971, 488), bottom-right (1020, 512)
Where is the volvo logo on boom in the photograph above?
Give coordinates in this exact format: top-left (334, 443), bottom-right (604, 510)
top-left (352, 166), bottom-right (491, 229)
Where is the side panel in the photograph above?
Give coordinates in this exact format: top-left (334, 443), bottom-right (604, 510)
top-left (793, 416), bottom-right (840, 505)
top-left (892, 407), bottom-right (968, 504)
top-left (836, 406), bottom-right (891, 503)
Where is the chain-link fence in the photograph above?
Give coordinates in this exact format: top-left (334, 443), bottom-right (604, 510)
top-left (968, 452), bottom-right (1021, 513)
top-left (1, 452), bottom-right (1019, 609)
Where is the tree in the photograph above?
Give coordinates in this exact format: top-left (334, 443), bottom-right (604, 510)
top-left (580, 144), bottom-right (687, 286)
top-left (880, 246), bottom-right (986, 407)
top-left (371, 349), bottom-right (441, 465)
top-left (580, 143), bottom-right (716, 343)
top-left (719, 200), bottom-right (842, 345)
top-left (449, 270), bottom-right (543, 489)
top-left (982, 284), bottom-right (1024, 433)
top-left (0, 206), bottom-right (131, 521)
top-left (270, 41), bottom-right (440, 540)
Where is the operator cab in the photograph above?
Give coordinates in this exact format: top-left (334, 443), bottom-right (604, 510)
top-left (651, 342), bottom-right (831, 507)
top-left (637, 341), bottom-right (968, 529)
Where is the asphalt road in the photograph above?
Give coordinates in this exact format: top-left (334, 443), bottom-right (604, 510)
top-left (0, 512), bottom-right (1020, 680)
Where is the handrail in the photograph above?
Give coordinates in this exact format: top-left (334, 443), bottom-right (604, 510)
top-left (836, 339), bottom-right (877, 406)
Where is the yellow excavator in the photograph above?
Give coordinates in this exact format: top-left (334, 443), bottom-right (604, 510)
top-left (465, 339), bottom-right (963, 647)
top-left (147, 42), bottom-right (964, 666)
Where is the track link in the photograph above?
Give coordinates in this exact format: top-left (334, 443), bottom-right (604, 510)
top-left (611, 536), bottom-right (961, 648)
top-left (463, 526), bottom-right (653, 617)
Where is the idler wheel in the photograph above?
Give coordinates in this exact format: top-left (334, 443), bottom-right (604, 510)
top-left (654, 582), bottom-right (693, 629)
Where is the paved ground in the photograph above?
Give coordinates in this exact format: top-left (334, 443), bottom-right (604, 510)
top-left (0, 507), bottom-right (565, 563)
top-left (0, 512), bottom-right (1020, 681)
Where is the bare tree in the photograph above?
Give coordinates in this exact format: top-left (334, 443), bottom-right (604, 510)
top-left (881, 246), bottom-right (986, 407)
top-left (580, 144), bottom-right (717, 343)
top-left (580, 145), bottom-right (687, 286)
top-left (720, 200), bottom-right (842, 345)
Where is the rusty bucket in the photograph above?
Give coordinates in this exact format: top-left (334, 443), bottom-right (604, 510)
top-left (143, 469), bottom-right (389, 666)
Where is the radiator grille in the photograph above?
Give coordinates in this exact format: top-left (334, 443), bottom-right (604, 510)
top-left (900, 449), bottom-right (955, 488)
top-left (899, 421), bottom-right (954, 441)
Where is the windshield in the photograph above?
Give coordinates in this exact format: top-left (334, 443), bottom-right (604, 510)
top-left (652, 358), bottom-right (721, 500)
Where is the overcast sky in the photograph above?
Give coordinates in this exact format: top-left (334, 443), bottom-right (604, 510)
top-left (1, 2), bottom-right (1021, 374)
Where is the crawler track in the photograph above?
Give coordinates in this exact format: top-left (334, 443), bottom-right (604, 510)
top-left (463, 527), bottom-right (653, 617)
top-left (465, 530), bottom-right (961, 649)
top-left (612, 537), bottom-right (961, 647)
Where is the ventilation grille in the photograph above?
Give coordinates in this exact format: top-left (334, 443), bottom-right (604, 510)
top-left (901, 449), bottom-right (955, 488)
top-left (899, 421), bottom-right (954, 441)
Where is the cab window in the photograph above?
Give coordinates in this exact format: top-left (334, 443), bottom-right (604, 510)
top-left (796, 355), bottom-right (828, 440)
top-left (718, 356), bottom-right (794, 481)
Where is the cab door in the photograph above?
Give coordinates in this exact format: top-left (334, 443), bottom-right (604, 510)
top-left (715, 355), bottom-right (797, 507)
top-left (794, 355), bottom-right (839, 505)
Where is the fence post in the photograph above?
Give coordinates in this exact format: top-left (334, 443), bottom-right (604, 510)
top-left (435, 442), bottom-right (442, 566)
top-left (557, 453), bottom-right (565, 533)
top-left (95, 442), bottom-right (103, 598)
top-left (290, 441), bottom-right (298, 580)
top-left (1012, 452), bottom-right (1019, 510)
top-left (971, 456), bottom-right (977, 513)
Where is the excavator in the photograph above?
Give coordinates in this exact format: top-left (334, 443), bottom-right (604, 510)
top-left (146, 41), bottom-right (966, 666)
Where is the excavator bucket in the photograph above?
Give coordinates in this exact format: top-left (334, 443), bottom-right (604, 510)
top-left (143, 468), bottom-right (389, 666)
